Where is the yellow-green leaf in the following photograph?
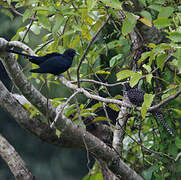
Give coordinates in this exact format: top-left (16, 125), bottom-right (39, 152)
top-left (146, 74), bottom-right (153, 84)
top-left (141, 93), bottom-right (154, 119)
top-left (122, 12), bottom-right (137, 36)
top-left (116, 70), bottom-right (135, 81)
top-left (156, 54), bottom-right (166, 71)
top-left (130, 72), bottom-right (142, 87)
top-left (87, 0), bottom-right (97, 10)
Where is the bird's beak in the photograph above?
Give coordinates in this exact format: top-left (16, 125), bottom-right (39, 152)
top-left (76, 52), bottom-right (80, 55)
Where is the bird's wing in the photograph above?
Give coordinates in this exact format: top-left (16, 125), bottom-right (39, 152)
top-left (42, 52), bottom-right (61, 59)
top-left (38, 56), bottom-right (71, 74)
top-left (29, 52), bottom-right (61, 65)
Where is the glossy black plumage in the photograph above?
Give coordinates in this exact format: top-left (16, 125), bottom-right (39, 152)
top-left (7, 48), bottom-right (79, 75)
top-left (123, 82), bottom-right (174, 137)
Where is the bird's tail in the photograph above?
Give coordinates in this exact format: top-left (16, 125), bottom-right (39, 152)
top-left (30, 69), bottom-right (41, 73)
top-left (7, 49), bottom-right (34, 59)
top-left (152, 110), bottom-right (174, 137)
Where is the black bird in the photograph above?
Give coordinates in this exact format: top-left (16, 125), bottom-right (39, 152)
top-left (7, 48), bottom-right (79, 75)
top-left (123, 82), bottom-right (175, 137)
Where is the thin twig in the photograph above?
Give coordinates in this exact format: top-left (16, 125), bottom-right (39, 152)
top-left (21, 10), bottom-right (37, 43)
top-left (50, 91), bottom-right (79, 128)
top-left (35, 38), bottom-right (54, 53)
top-left (71, 79), bottom-right (124, 87)
top-left (76, 14), bottom-right (111, 88)
top-left (11, 5), bottom-right (37, 20)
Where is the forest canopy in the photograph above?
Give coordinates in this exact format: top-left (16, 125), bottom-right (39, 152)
top-left (0, 0), bottom-right (181, 180)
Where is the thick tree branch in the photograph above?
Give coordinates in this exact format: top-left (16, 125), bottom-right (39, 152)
top-left (0, 80), bottom-right (79, 148)
top-left (0, 133), bottom-right (35, 180)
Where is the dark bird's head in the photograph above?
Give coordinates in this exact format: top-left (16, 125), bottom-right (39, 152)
top-left (122, 82), bottom-right (132, 91)
top-left (122, 82), bottom-right (138, 91)
top-left (63, 48), bottom-right (79, 59)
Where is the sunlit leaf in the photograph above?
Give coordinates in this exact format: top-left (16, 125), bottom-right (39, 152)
top-left (146, 74), bottom-right (153, 84)
top-left (30, 23), bottom-right (40, 35)
top-left (96, 70), bottom-right (110, 74)
top-left (87, 0), bottom-right (97, 10)
top-left (156, 54), bottom-right (166, 71)
top-left (140, 10), bottom-right (152, 22)
top-left (139, 17), bottom-right (152, 27)
top-left (141, 93), bottom-right (154, 119)
top-left (122, 12), bottom-right (137, 35)
top-left (153, 17), bottom-right (171, 29)
top-left (130, 72), bottom-right (142, 87)
top-left (138, 51), bottom-right (151, 64)
top-left (116, 70), bottom-right (135, 81)
top-left (37, 14), bottom-right (51, 31)
top-left (108, 103), bottom-right (119, 111)
top-left (168, 32), bottom-right (181, 42)
top-left (23, 8), bottom-right (32, 22)
top-left (101, 0), bottom-right (121, 9)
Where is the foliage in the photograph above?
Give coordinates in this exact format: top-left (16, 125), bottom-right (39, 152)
top-left (1, 0), bottom-right (181, 179)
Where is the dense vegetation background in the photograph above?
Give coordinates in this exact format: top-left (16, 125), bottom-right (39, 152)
top-left (1, 0), bottom-right (181, 180)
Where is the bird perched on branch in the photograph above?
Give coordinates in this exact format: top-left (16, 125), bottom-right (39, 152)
top-left (7, 48), bottom-right (79, 76)
top-left (123, 82), bottom-right (174, 137)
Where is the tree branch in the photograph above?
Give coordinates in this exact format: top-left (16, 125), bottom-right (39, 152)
top-left (0, 37), bottom-right (144, 180)
top-left (0, 133), bottom-right (35, 180)
top-left (59, 76), bottom-right (132, 108)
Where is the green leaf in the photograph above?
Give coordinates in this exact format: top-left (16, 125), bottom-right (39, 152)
top-left (116, 70), bottom-right (135, 81)
top-left (1, 9), bottom-right (14, 21)
top-left (94, 116), bottom-right (108, 122)
top-left (140, 10), bottom-right (152, 22)
top-left (130, 72), bottom-right (142, 87)
top-left (143, 64), bottom-right (152, 73)
top-left (52, 17), bottom-right (63, 33)
top-left (175, 137), bottom-right (181, 150)
top-left (168, 32), bottom-right (181, 42)
top-left (87, 0), bottom-right (97, 10)
top-left (158, 7), bottom-right (174, 18)
top-left (109, 54), bottom-right (123, 67)
top-left (146, 74), bottom-right (153, 84)
top-left (172, 108), bottom-right (181, 116)
top-left (172, 49), bottom-right (181, 72)
top-left (153, 17), bottom-right (171, 29)
top-left (7, 0), bottom-right (11, 5)
top-left (91, 102), bottom-right (102, 111)
top-left (148, 4), bottom-right (162, 12)
top-left (141, 93), bottom-right (154, 119)
top-left (101, 0), bottom-right (121, 9)
top-left (64, 104), bottom-right (76, 117)
top-left (23, 8), bottom-right (32, 22)
top-left (138, 51), bottom-right (151, 64)
top-left (56, 129), bottom-right (61, 138)
top-left (30, 23), bottom-right (40, 35)
top-left (106, 40), bottom-right (120, 49)
top-left (37, 14), bottom-right (51, 31)
top-left (156, 54), bottom-right (166, 71)
top-left (108, 103), bottom-right (120, 112)
top-left (138, 0), bottom-right (146, 6)
top-left (122, 13), bottom-right (137, 36)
